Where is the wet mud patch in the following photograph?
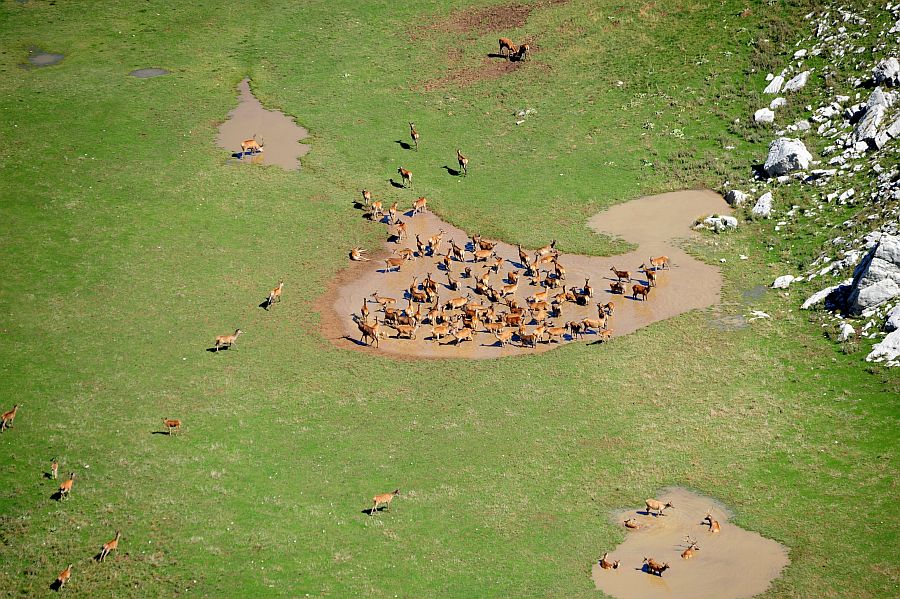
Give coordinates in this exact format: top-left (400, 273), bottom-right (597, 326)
top-left (592, 488), bottom-right (789, 599)
top-left (22, 47), bottom-right (64, 68)
top-left (706, 312), bottom-right (748, 331)
top-left (215, 78), bottom-right (310, 171)
top-left (321, 189), bottom-right (730, 360)
top-left (129, 68), bottom-right (170, 78)
top-left (741, 285), bottom-right (767, 304)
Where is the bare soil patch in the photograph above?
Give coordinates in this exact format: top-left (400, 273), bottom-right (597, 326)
top-left (215, 78), bottom-right (310, 171)
top-left (129, 68), bottom-right (170, 78)
top-left (592, 488), bottom-right (789, 599)
top-left (423, 58), bottom-right (521, 91)
top-left (423, 3), bottom-right (532, 37)
top-left (320, 189), bottom-right (730, 360)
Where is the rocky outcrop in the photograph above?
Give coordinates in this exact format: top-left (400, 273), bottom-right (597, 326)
top-left (754, 108), bottom-right (775, 123)
top-left (751, 192), bottom-right (773, 218)
top-left (772, 275), bottom-right (796, 289)
top-left (873, 57), bottom-right (899, 86)
top-left (783, 71), bottom-right (810, 93)
top-left (846, 235), bottom-right (900, 315)
top-left (698, 215), bottom-right (738, 232)
top-left (866, 329), bottom-right (900, 363)
top-left (763, 138), bottom-right (812, 176)
top-left (764, 75), bottom-right (784, 94)
top-left (724, 190), bottom-right (749, 207)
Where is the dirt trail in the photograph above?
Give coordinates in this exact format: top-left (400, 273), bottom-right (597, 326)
top-left (323, 189), bottom-right (729, 359)
top-left (592, 488), bottom-right (789, 599)
top-left (216, 78), bottom-right (310, 170)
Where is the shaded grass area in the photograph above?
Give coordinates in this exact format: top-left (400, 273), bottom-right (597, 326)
top-left (0, 0), bottom-right (897, 597)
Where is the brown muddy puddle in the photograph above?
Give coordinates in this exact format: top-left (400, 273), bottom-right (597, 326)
top-left (592, 488), bottom-right (789, 599)
top-left (216, 78), bottom-right (310, 170)
top-left (129, 68), bottom-right (170, 78)
top-left (323, 189), bottom-right (730, 359)
top-left (22, 47), bottom-right (64, 68)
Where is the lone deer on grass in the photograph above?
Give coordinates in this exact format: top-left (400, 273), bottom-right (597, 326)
top-left (98, 531), bottom-right (121, 562)
top-left (645, 498), bottom-right (673, 516)
top-left (266, 280), bottom-right (284, 309)
top-left (598, 552), bottom-right (620, 570)
top-left (59, 472), bottom-right (75, 500)
top-left (643, 557), bottom-right (670, 576)
top-left (361, 189), bottom-right (372, 206)
top-left (50, 458), bottom-right (59, 480)
top-left (1, 404), bottom-right (18, 432)
top-left (55, 564), bottom-right (73, 589)
top-left (398, 167), bottom-right (412, 187)
top-left (409, 122), bottom-right (419, 151)
top-left (162, 418), bottom-right (181, 435)
top-left (457, 149), bottom-right (468, 175)
top-left (240, 135), bottom-right (264, 154)
top-left (704, 509), bottom-right (721, 533)
top-left (371, 489), bottom-right (400, 515)
top-left (214, 329), bottom-right (243, 351)
top-left (681, 536), bottom-right (700, 559)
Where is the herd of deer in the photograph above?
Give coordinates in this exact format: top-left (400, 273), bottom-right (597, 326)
top-left (599, 499), bottom-right (722, 578)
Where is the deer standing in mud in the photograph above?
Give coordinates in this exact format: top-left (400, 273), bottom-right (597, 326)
top-left (240, 135), bottom-right (264, 154)
top-left (645, 498), bottom-right (673, 516)
top-left (648, 255), bottom-right (670, 270)
top-left (640, 263), bottom-right (657, 286)
top-left (610, 266), bottom-right (630, 282)
top-left (632, 284), bottom-right (651, 301)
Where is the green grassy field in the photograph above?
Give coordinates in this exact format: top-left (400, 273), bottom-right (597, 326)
top-left (1, 0), bottom-right (898, 596)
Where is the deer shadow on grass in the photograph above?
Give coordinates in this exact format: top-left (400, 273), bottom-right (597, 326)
top-left (50, 490), bottom-right (64, 501)
top-left (394, 140), bottom-right (413, 151)
top-left (206, 345), bottom-right (232, 353)
top-left (442, 165), bottom-right (462, 177)
top-left (361, 506), bottom-right (389, 515)
top-left (389, 178), bottom-right (406, 189)
top-left (150, 430), bottom-right (173, 436)
top-left (49, 580), bottom-right (63, 592)
top-left (486, 52), bottom-right (507, 59)
top-left (342, 335), bottom-right (370, 347)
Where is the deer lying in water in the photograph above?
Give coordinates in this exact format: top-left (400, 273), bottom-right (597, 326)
top-left (371, 292), bottom-right (396, 308)
top-left (349, 247), bottom-right (370, 261)
top-left (598, 552), bottom-right (620, 570)
top-left (240, 135), bottom-right (264, 154)
top-left (457, 149), bottom-right (468, 175)
top-left (398, 167), bottom-right (412, 187)
top-left (643, 557), bottom-right (670, 576)
top-left (610, 267), bottom-right (630, 282)
top-left (681, 537), bottom-right (700, 559)
top-left (99, 531), bottom-right (121, 562)
top-left (623, 518), bottom-right (641, 530)
top-left (266, 279), bottom-right (284, 308)
top-left (409, 122), bottom-right (419, 151)
top-left (645, 498), bottom-right (673, 516)
top-left (609, 281), bottom-right (625, 294)
top-left (1, 404), bottom-right (18, 432)
top-left (162, 418), bottom-right (181, 435)
top-left (371, 489), bottom-right (400, 515)
top-left (214, 329), bottom-right (243, 351)
top-left (704, 509), bottom-right (721, 533)
top-left (632, 284), bottom-right (651, 301)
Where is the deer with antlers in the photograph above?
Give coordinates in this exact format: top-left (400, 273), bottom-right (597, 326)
top-left (704, 509), bottom-right (721, 533)
top-left (681, 536), bottom-right (700, 559)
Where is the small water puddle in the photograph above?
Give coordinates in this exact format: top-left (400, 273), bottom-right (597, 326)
top-left (215, 78), bottom-right (310, 171)
top-left (741, 285), bottom-right (767, 304)
top-left (22, 47), bottom-right (64, 68)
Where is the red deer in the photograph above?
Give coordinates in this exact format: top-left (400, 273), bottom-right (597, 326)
top-left (409, 122), bottom-right (419, 151)
top-left (598, 552), bottom-right (620, 570)
top-left (609, 281), bottom-right (625, 294)
top-left (610, 267), bottom-right (630, 282)
top-left (445, 295), bottom-right (470, 310)
top-left (370, 292), bottom-right (396, 308)
top-left (391, 323), bottom-right (419, 340)
top-left (355, 316), bottom-right (384, 347)
top-left (388, 201), bottom-right (399, 224)
top-left (384, 252), bottom-right (409, 273)
top-left (394, 221), bottom-right (408, 243)
top-left (450, 326), bottom-right (475, 345)
top-left (266, 279), bottom-right (284, 308)
top-left (544, 323), bottom-right (567, 343)
top-left (371, 200), bottom-right (384, 220)
top-left (50, 458), bottom-right (59, 480)
top-left (428, 229), bottom-right (446, 255)
top-left (446, 271), bottom-right (460, 291)
top-left (214, 329), bottom-right (243, 351)
top-left (566, 320), bottom-right (586, 340)
top-left (162, 418), bottom-right (181, 435)
top-left (360, 299), bottom-right (370, 322)
top-left (599, 302), bottom-right (615, 316)
top-left (514, 43), bottom-right (530, 61)
top-left (640, 264), bottom-right (657, 286)
top-left (493, 329), bottom-right (515, 347)
top-left (99, 531), bottom-right (121, 562)
top-left (554, 261), bottom-right (567, 281)
top-left (413, 196), bottom-right (428, 215)
top-left (450, 239), bottom-right (465, 262)
top-left (371, 489), bottom-right (400, 515)
top-left (473, 248), bottom-right (494, 262)
top-left (361, 189), bottom-right (372, 206)
top-left (58, 472), bottom-right (75, 500)
top-left (623, 518), bottom-right (641, 530)
top-left (632, 284), bottom-right (651, 301)
top-left (1, 404), bottom-right (18, 432)
top-left (398, 167), bottom-right (412, 187)
top-left (430, 322), bottom-right (453, 341)
top-left (643, 557), bottom-right (670, 576)
top-left (499, 37), bottom-right (517, 59)
top-left (517, 325), bottom-right (539, 348)
top-left (536, 240), bottom-right (557, 256)
top-left (240, 135), bottom-right (264, 154)
top-left (349, 247), bottom-right (370, 261)
top-left (645, 498), bottom-right (673, 516)
top-left (648, 255), bottom-right (670, 270)
top-left (681, 537), bottom-right (700, 559)
top-left (704, 509), bottom-right (721, 533)
top-left (457, 149), bottom-right (468, 175)
top-left (56, 564), bottom-right (73, 589)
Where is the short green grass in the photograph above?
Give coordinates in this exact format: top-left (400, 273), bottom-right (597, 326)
top-left (0, 0), bottom-right (897, 597)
